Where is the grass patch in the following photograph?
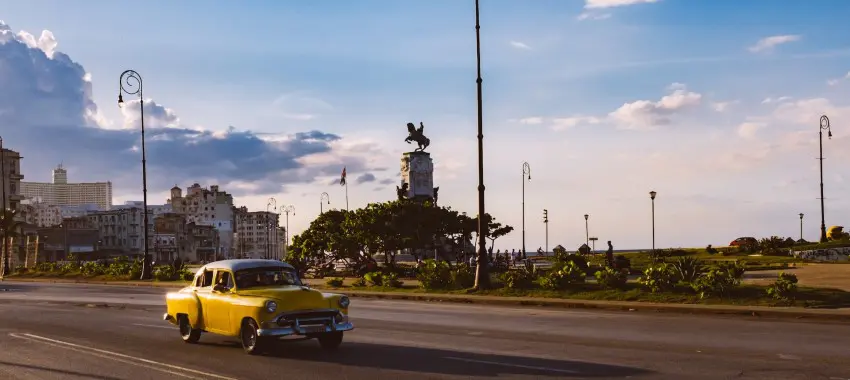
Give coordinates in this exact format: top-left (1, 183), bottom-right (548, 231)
top-left (793, 240), bottom-right (850, 251)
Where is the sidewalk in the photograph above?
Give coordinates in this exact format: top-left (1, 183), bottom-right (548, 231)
top-left (5, 277), bottom-right (849, 322)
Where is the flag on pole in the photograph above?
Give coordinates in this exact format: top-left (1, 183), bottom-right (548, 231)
top-left (339, 167), bottom-right (347, 186)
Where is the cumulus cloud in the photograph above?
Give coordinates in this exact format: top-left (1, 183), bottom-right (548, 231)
top-left (748, 35), bottom-right (801, 53)
top-left (712, 101), bottom-right (738, 112)
top-left (355, 173), bottom-right (376, 184)
top-left (608, 85), bottom-right (702, 130)
top-left (736, 122), bottom-right (764, 139)
top-left (762, 96), bottom-right (792, 104)
top-left (0, 21), bottom-right (377, 197)
top-left (551, 116), bottom-right (603, 131)
top-left (827, 71), bottom-right (850, 86)
top-left (509, 41), bottom-right (532, 50)
top-left (584, 0), bottom-right (658, 8)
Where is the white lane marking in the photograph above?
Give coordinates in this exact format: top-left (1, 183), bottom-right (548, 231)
top-left (10, 333), bottom-right (237, 380)
top-left (9, 333), bottom-right (207, 379)
top-left (444, 356), bottom-right (579, 374)
top-left (133, 323), bottom-right (175, 330)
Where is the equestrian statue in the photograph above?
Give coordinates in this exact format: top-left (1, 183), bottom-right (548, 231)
top-left (405, 122), bottom-right (430, 152)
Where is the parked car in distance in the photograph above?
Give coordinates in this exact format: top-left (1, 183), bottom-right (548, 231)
top-left (729, 237), bottom-right (758, 247)
top-left (163, 259), bottom-right (353, 354)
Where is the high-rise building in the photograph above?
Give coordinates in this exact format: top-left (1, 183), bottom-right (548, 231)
top-left (20, 164), bottom-right (112, 210)
top-left (234, 206), bottom-right (282, 259)
top-left (1, 147), bottom-right (25, 212)
top-left (168, 184), bottom-right (235, 258)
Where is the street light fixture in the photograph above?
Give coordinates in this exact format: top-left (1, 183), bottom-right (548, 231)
top-left (320, 192), bottom-right (330, 214)
top-left (473, 0), bottom-right (490, 289)
top-left (818, 115), bottom-right (832, 243)
top-left (799, 213), bottom-right (804, 242)
top-left (542, 209), bottom-right (548, 254)
top-left (521, 162), bottom-right (530, 259)
top-left (118, 70), bottom-right (152, 280)
top-left (649, 191), bottom-right (657, 253)
top-left (583, 214), bottom-right (589, 247)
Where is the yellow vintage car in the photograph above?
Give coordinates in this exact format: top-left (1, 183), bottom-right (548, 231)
top-left (163, 259), bottom-right (353, 354)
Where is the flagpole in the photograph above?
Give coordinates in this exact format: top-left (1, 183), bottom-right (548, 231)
top-left (345, 181), bottom-right (349, 210)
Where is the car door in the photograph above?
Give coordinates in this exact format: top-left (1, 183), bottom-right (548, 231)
top-left (206, 270), bottom-right (236, 334)
top-left (194, 269), bottom-right (215, 330)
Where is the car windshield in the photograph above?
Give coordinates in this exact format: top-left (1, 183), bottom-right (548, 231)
top-left (235, 267), bottom-right (302, 289)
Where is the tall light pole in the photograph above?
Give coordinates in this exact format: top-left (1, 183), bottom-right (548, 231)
top-left (320, 192), bottom-right (330, 214)
top-left (118, 70), bottom-right (152, 280)
top-left (280, 205), bottom-right (294, 260)
top-left (473, 0), bottom-right (490, 289)
top-left (266, 197), bottom-right (276, 259)
top-left (818, 115), bottom-right (832, 243)
top-left (650, 191), bottom-right (657, 253)
top-left (583, 214), bottom-right (589, 246)
top-left (0, 135), bottom-right (7, 277)
top-left (799, 213), bottom-right (804, 242)
top-left (542, 209), bottom-right (548, 253)
top-left (521, 162), bottom-right (530, 259)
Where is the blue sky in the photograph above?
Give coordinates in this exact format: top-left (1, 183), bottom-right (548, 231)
top-left (2, 0), bottom-right (849, 250)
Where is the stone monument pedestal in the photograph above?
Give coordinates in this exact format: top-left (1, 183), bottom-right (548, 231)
top-left (400, 151), bottom-right (434, 201)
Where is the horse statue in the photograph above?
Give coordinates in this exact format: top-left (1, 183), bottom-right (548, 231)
top-left (405, 122), bottom-right (430, 152)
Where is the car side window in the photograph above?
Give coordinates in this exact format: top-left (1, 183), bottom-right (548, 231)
top-left (215, 270), bottom-right (234, 290)
top-left (200, 270), bottom-right (214, 288)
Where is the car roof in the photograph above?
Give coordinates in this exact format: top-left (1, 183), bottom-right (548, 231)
top-left (200, 259), bottom-right (295, 272)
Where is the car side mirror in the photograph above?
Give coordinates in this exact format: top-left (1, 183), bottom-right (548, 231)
top-left (213, 284), bottom-right (227, 292)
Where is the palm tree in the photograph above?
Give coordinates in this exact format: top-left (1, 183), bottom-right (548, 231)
top-left (1, 209), bottom-right (23, 277)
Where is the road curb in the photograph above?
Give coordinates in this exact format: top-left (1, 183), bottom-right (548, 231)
top-left (5, 277), bottom-right (849, 322)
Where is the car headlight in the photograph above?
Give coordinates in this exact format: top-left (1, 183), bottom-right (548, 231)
top-left (265, 300), bottom-right (277, 313)
top-left (338, 296), bottom-right (350, 308)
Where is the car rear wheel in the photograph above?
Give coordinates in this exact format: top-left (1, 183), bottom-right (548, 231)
top-left (240, 319), bottom-right (268, 355)
top-left (317, 331), bottom-right (343, 350)
top-left (178, 315), bottom-right (201, 344)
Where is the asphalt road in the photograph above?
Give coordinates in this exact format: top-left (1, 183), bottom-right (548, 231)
top-left (0, 282), bottom-right (849, 379)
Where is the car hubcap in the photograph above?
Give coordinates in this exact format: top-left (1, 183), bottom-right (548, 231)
top-left (244, 327), bottom-right (256, 348)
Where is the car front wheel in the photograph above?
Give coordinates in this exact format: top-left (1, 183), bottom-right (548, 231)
top-left (317, 331), bottom-right (343, 350)
top-left (178, 315), bottom-right (201, 344)
top-left (240, 319), bottom-right (268, 355)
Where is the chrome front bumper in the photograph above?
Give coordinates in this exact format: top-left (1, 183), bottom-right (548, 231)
top-left (257, 321), bottom-right (354, 337)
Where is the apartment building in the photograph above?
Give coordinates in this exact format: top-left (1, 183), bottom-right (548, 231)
top-left (234, 206), bottom-right (282, 259)
top-left (87, 207), bottom-right (154, 255)
top-left (168, 184), bottom-right (234, 258)
top-left (0, 147), bottom-right (25, 212)
top-left (20, 165), bottom-right (112, 210)
top-left (18, 201), bottom-right (63, 227)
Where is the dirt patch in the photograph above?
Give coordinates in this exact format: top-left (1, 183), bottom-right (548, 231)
top-left (743, 264), bottom-right (850, 291)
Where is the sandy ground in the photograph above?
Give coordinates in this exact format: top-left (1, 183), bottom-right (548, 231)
top-left (743, 263), bottom-right (850, 291)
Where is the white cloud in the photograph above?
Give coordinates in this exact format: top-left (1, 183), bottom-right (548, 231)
top-left (509, 41), bottom-right (532, 50)
top-left (762, 96), bottom-right (792, 104)
top-left (827, 71), bottom-right (850, 86)
top-left (577, 12), bottom-right (612, 21)
top-left (551, 116), bottom-right (603, 131)
top-left (609, 85), bottom-right (702, 130)
top-left (518, 117), bottom-right (544, 125)
top-left (748, 35), bottom-right (801, 53)
top-left (713, 100), bottom-right (738, 112)
top-left (584, 0), bottom-right (658, 8)
top-left (736, 121), bottom-right (765, 139)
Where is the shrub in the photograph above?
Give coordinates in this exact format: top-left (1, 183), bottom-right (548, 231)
top-left (759, 236), bottom-right (793, 255)
top-left (152, 265), bottom-right (177, 281)
top-left (553, 252), bottom-right (588, 270)
top-left (351, 277), bottom-right (367, 287)
top-left (671, 256), bottom-right (705, 284)
top-left (381, 272), bottom-right (403, 288)
top-left (416, 259), bottom-right (452, 290)
top-left (179, 269), bottom-right (195, 281)
top-left (595, 267), bottom-right (628, 289)
top-left (690, 261), bottom-right (746, 298)
top-left (499, 260), bottom-right (538, 289)
top-left (80, 262), bottom-right (106, 277)
top-left (14, 265), bottom-right (27, 274)
top-left (326, 277), bottom-right (344, 287)
top-left (363, 271), bottom-right (383, 286)
top-left (538, 261), bottom-right (585, 290)
top-left (638, 263), bottom-right (676, 292)
top-left (57, 262), bottom-right (76, 274)
top-left (766, 272), bottom-right (798, 301)
top-left (451, 264), bottom-right (476, 288)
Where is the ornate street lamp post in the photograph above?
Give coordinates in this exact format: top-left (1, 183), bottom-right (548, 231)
top-left (266, 197), bottom-right (276, 259)
top-left (650, 191), bottom-right (657, 253)
top-left (118, 70), bottom-right (152, 280)
top-left (583, 214), bottom-right (589, 247)
top-left (521, 162), bottom-right (530, 259)
top-left (320, 192), bottom-right (330, 214)
top-left (280, 205), bottom-right (294, 260)
top-left (818, 115), bottom-right (832, 243)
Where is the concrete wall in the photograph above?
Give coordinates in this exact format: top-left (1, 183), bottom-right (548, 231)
top-left (791, 247), bottom-right (850, 262)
